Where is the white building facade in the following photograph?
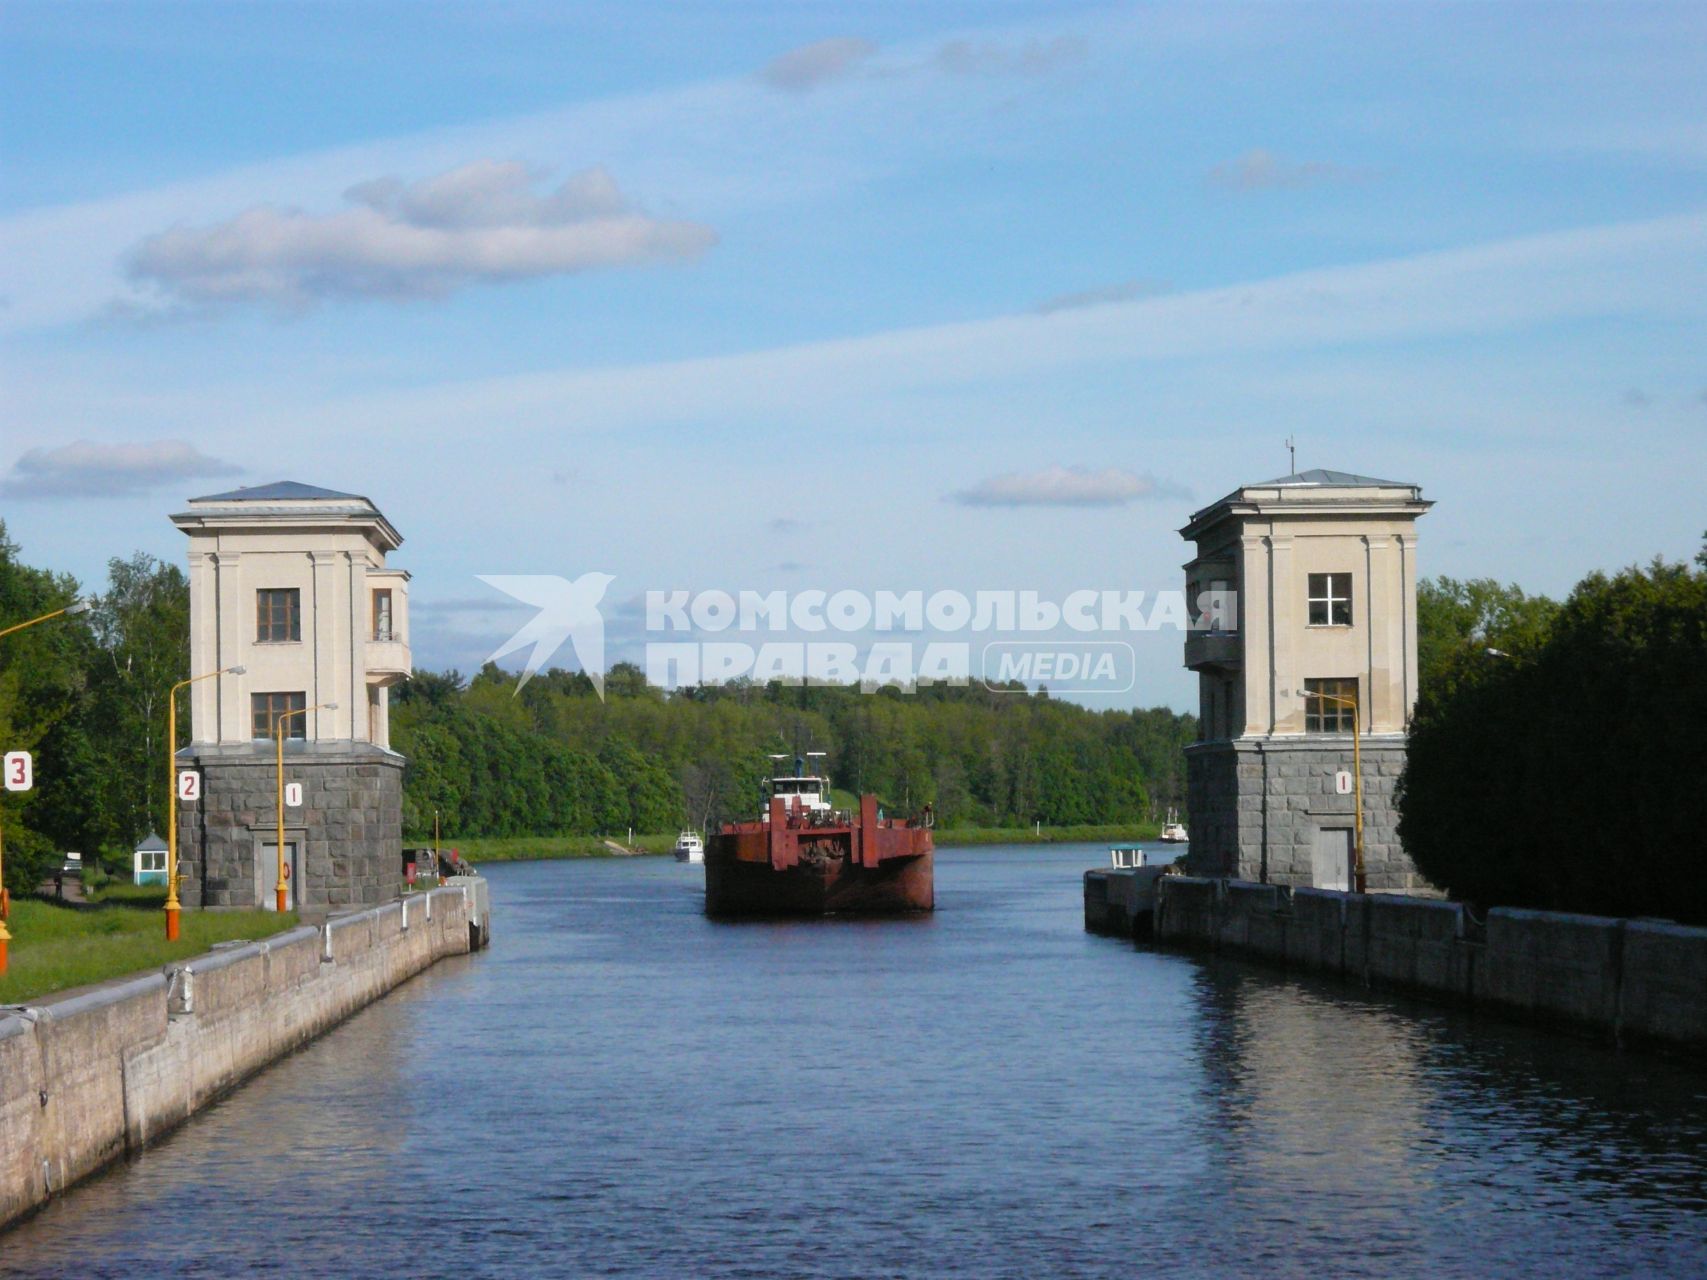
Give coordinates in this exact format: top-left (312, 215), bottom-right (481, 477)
top-left (172, 482), bottom-right (411, 913)
top-left (1181, 470), bottom-right (1432, 891)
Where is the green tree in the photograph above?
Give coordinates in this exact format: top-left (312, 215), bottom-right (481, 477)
top-left (1400, 555), bottom-right (1707, 922)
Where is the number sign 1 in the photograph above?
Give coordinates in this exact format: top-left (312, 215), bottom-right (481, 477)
top-left (4, 751), bottom-right (31, 792)
top-left (1334, 770), bottom-right (1354, 796)
top-left (284, 782), bottom-right (304, 808)
top-left (178, 770), bottom-right (201, 802)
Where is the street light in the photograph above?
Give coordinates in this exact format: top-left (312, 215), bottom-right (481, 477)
top-left (166, 665), bottom-right (245, 942)
top-left (0, 597), bottom-right (94, 641)
top-left (274, 702), bottom-right (336, 914)
top-left (1307, 687), bottom-right (1366, 894)
top-left (0, 597), bottom-right (96, 978)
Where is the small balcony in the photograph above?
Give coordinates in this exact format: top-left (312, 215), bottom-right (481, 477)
top-left (365, 635), bottom-right (411, 684)
top-left (1184, 630), bottom-right (1241, 671)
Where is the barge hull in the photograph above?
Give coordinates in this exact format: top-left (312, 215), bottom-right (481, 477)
top-left (704, 846), bottom-right (933, 917)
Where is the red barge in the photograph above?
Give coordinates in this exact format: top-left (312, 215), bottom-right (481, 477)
top-left (704, 758), bottom-right (934, 917)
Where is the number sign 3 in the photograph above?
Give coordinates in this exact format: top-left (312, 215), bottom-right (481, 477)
top-left (4, 751), bottom-right (31, 792)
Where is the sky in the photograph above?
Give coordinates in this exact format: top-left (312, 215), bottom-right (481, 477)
top-left (1, 1), bottom-right (1704, 713)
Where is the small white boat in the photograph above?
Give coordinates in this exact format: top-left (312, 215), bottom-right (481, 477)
top-left (1159, 808), bottom-right (1189, 844)
top-left (674, 830), bottom-right (705, 864)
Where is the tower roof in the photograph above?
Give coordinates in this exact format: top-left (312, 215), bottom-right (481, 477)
top-left (1245, 468), bottom-right (1414, 489)
top-left (172, 480), bottom-right (401, 550)
top-left (189, 480), bottom-right (368, 503)
top-left (1182, 466), bottom-right (1430, 541)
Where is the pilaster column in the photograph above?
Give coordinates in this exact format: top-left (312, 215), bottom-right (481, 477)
top-left (188, 551), bottom-right (217, 743)
top-left (1268, 534), bottom-right (1299, 734)
top-left (311, 551), bottom-right (338, 739)
top-left (214, 551), bottom-right (245, 742)
top-left (1364, 534), bottom-right (1398, 733)
top-left (1397, 532), bottom-right (1420, 723)
top-left (1239, 534), bottom-right (1268, 735)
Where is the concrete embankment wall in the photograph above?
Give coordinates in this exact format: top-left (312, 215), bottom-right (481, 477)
top-left (1114, 875), bottom-right (1704, 1056)
top-left (1, 879), bottom-right (491, 1231)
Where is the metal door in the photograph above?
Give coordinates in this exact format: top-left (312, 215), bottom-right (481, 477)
top-left (259, 840), bottom-right (299, 910)
top-left (1311, 827), bottom-right (1352, 891)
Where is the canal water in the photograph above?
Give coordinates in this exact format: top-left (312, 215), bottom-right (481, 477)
top-left (5, 848), bottom-right (1706, 1278)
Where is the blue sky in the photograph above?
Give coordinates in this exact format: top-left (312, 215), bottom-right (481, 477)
top-left (1, 1), bottom-right (1704, 711)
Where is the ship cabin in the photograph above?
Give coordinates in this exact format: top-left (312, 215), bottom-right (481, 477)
top-left (765, 753), bottom-right (834, 818)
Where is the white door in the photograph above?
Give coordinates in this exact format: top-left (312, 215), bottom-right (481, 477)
top-left (259, 840), bottom-right (299, 910)
top-left (1311, 827), bottom-right (1352, 891)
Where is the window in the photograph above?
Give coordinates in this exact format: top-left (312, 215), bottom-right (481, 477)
top-left (372, 588), bottom-right (394, 642)
top-left (1305, 678), bottom-right (1359, 733)
top-left (257, 589), bottom-right (301, 642)
top-left (1307, 573), bottom-right (1352, 626)
top-left (252, 692), bottom-right (308, 740)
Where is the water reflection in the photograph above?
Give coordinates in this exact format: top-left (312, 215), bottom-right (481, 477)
top-left (1187, 957), bottom-right (1707, 1274)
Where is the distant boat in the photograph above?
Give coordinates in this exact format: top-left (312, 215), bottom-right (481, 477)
top-left (1159, 808), bottom-right (1189, 844)
top-left (674, 831), bottom-right (705, 864)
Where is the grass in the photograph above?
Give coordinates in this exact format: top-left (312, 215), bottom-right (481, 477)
top-left (437, 832), bottom-right (679, 862)
top-left (86, 880), bottom-right (175, 904)
top-left (0, 895), bottom-right (298, 1006)
top-left (436, 822), bottom-right (1164, 863)
top-left (932, 823), bottom-right (1163, 847)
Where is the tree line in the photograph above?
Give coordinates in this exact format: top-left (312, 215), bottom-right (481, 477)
top-left (0, 522), bottom-right (190, 893)
top-left (390, 664), bottom-right (1195, 841)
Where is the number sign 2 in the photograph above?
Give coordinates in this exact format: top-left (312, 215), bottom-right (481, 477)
top-left (4, 751), bottom-right (31, 792)
top-left (178, 770), bottom-right (201, 803)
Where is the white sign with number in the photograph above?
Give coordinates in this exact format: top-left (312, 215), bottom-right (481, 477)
top-left (178, 769), bottom-right (201, 802)
top-left (1335, 770), bottom-right (1354, 795)
top-left (4, 751), bottom-right (32, 792)
top-left (284, 782), bottom-right (304, 808)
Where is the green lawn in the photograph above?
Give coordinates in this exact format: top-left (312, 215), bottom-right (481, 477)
top-left (0, 895), bottom-right (298, 1006)
top-left (932, 822), bottom-right (1163, 847)
top-left (438, 832), bottom-right (679, 862)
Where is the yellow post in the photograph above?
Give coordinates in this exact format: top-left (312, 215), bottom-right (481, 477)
top-left (274, 702), bottom-right (336, 913)
top-left (166, 665), bottom-right (245, 941)
top-left (434, 809), bottom-right (441, 880)
top-left (0, 598), bottom-right (91, 973)
top-left (1309, 688), bottom-right (1366, 894)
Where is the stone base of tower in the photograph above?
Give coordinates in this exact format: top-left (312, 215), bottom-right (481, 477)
top-left (1184, 737), bottom-right (1431, 893)
top-left (174, 742), bottom-right (404, 915)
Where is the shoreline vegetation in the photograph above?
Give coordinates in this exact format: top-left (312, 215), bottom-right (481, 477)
top-left (438, 823), bottom-right (1165, 863)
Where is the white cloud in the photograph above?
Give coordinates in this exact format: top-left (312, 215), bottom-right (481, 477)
top-left (0, 439), bottom-right (239, 498)
top-left (935, 35), bottom-right (1085, 77)
top-left (758, 37), bottom-right (877, 91)
top-left (274, 211), bottom-right (1706, 444)
top-left (1033, 279), bottom-right (1168, 314)
top-left (951, 466), bottom-right (1177, 507)
top-left (1207, 148), bottom-right (1369, 191)
top-left (123, 160), bottom-right (716, 309)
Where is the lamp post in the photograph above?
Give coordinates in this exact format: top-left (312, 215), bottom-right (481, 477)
top-left (274, 702), bottom-right (336, 914)
top-left (166, 665), bottom-right (245, 941)
top-left (1309, 687), bottom-right (1365, 894)
top-left (0, 598), bottom-right (94, 977)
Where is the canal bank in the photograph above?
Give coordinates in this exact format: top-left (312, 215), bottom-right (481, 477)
top-left (1087, 869), bottom-right (1707, 1055)
top-left (0, 878), bottom-right (490, 1231)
